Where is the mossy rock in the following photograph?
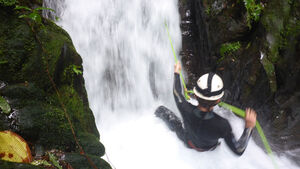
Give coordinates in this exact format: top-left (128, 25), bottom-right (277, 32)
top-left (78, 132), bottom-right (105, 157)
top-left (0, 160), bottom-right (42, 169)
top-left (65, 153), bottom-right (112, 169)
top-left (0, 113), bottom-right (10, 130)
top-left (0, 5), bottom-right (109, 169)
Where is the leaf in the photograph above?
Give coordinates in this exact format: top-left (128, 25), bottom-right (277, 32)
top-left (0, 96), bottom-right (11, 114)
top-left (220, 42), bottom-right (241, 57)
top-left (72, 65), bottom-right (82, 75)
top-left (31, 160), bottom-right (52, 166)
top-left (15, 5), bottom-right (32, 11)
top-left (55, 16), bottom-right (60, 21)
top-left (18, 14), bottom-right (28, 19)
top-left (35, 7), bottom-right (56, 13)
top-left (0, 60), bottom-right (8, 64)
top-left (28, 12), bottom-right (42, 24)
top-left (48, 153), bottom-right (62, 169)
top-left (0, 131), bottom-right (32, 163)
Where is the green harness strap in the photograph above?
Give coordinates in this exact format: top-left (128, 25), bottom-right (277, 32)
top-left (165, 23), bottom-right (278, 169)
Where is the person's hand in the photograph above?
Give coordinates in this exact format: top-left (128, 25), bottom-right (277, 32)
top-left (245, 108), bottom-right (257, 129)
top-left (174, 61), bottom-right (181, 74)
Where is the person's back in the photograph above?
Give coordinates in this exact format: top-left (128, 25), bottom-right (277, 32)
top-left (184, 109), bottom-right (230, 149)
top-left (155, 61), bottom-right (257, 155)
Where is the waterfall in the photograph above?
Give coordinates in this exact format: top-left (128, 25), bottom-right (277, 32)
top-left (44, 0), bottom-right (299, 168)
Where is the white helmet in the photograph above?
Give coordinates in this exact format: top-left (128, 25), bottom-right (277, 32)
top-left (193, 73), bottom-right (224, 101)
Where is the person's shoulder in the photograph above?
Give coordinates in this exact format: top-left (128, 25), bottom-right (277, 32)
top-left (212, 112), bottom-right (231, 127)
top-left (212, 111), bottom-right (226, 120)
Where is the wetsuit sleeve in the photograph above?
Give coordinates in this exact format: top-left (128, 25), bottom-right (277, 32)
top-left (224, 126), bottom-right (253, 156)
top-left (173, 73), bottom-right (194, 115)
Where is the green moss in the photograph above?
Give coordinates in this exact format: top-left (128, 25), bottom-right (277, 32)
top-left (0, 160), bottom-right (42, 169)
top-left (259, 0), bottom-right (295, 92)
top-left (38, 106), bottom-right (75, 151)
top-left (260, 0), bottom-right (300, 93)
top-left (0, 5), bottom-right (108, 168)
top-left (260, 56), bottom-right (277, 92)
top-left (0, 0), bottom-right (16, 6)
top-left (38, 27), bottom-right (71, 74)
top-left (1, 83), bottom-right (45, 101)
top-left (0, 6), bottom-right (79, 90)
top-left (52, 85), bottom-right (94, 134)
top-left (262, 0), bottom-right (292, 61)
top-left (65, 153), bottom-right (112, 169)
top-left (77, 132), bottom-right (105, 156)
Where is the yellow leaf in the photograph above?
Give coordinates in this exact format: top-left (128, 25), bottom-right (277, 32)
top-left (0, 131), bottom-right (32, 163)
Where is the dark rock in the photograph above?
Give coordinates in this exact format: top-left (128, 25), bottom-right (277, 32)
top-left (65, 153), bottom-right (112, 169)
top-left (77, 132), bottom-right (106, 157)
top-left (0, 160), bottom-right (42, 169)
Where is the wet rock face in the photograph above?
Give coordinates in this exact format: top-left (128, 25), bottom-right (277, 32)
top-left (0, 4), bottom-right (110, 169)
top-left (202, 0), bottom-right (249, 46)
top-left (179, 0), bottom-right (250, 85)
top-left (180, 0), bottom-right (300, 163)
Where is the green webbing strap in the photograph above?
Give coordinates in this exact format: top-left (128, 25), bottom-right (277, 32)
top-left (165, 23), bottom-right (190, 100)
top-left (218, 102), bottom-right (278, 169)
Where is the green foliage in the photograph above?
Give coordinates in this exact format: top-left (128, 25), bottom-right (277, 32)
top-left (260, 55), bottom-right (277, 92)
top-left (220, 41), bottom-right (241, 57)
top-left (243, 0), bottom-right (263, 28)
top-left (63, 65), bottom-right (83, 86)
top-left (55, 16), bottom-right (60, 22)
top-left (279, 20), bottom-right (300, 49)
top-left (48, 152), bottom-right (63, 169)
top-left (205, 7), bottom-right (211, 15)
top-left (72, 65), bottom-right (83, 75)
top-left (31, 160), bottom-right (52, 167)
top-left (15, 5), bottom-right (55, 25)
top-left (0, 96), bottom-right (11, 114)
top-left (218, 42), bottom-right (241, 63)
top-left (0, 60), bottom-right (8, 64)
top-left (31, 153), bottom-right (63, 169)
top-left (0, 0), bottom-right (16, 6)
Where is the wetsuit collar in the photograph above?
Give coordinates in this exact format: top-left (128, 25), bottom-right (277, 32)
top-left (193, 109), bottom-right (214, 120)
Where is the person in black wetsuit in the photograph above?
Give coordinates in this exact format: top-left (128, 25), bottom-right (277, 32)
top-left (155, 61), bottom-right (257, 155)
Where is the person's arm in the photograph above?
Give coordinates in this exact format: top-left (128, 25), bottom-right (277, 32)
top-left (224, 108), bottom-right (257, 156)
top-left (224, 127), bottom-right (253, 155)
top-left (173, 61), bottom-right (193, 113)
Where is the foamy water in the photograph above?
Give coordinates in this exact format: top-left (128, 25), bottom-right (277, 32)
top-left (43, 0), bottom-right (299, 168)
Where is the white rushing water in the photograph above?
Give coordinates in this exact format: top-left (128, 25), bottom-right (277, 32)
top-left (44, 0), bottom-right (299, 168)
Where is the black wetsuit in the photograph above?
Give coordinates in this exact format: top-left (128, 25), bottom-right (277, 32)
top-left (155, 73), bottom-right (253, 155)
